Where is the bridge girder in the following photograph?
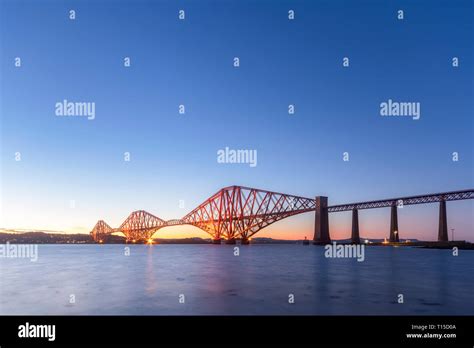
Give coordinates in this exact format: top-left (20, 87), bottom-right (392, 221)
top-left (328, 189), bottom-right (474, 212)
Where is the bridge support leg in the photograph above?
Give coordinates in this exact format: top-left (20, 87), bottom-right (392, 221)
top-left (389, 205), bottom-right (399, 242)
top-left (438, 199), bottom-right (448, 242)
top-left (240, 238), bottom-right (250, 245)
top-left (313, 196), bottom-right (330, 245)
top-left (211, 239), bottom-right (221, 244)
top-left (351, 208), bottom-right (360, 244)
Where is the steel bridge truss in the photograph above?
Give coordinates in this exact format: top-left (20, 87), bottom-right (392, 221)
top-left (181, 186), bottom-right (316, 241)
top-left (90, 187), bottom-right (474, 243)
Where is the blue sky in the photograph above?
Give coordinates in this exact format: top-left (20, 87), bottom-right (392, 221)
top-left (1, 0), bottom-right (473, 241)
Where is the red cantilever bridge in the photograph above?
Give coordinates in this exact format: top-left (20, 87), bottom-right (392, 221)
top-left (90, 186), bottom-right (474, 244)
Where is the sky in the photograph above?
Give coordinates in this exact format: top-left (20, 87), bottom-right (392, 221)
top-left (0, 0), bottom-right (473, 241)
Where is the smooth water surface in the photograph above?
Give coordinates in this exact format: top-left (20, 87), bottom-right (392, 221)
top-left (1, 244), bottom-right (473, 315)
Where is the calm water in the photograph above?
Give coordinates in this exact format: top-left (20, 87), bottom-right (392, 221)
top-left (1, 244), bottom-right (473, 315)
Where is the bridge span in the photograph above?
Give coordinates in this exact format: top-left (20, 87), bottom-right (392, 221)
top-left (90, 186), bottom-right (474, 244)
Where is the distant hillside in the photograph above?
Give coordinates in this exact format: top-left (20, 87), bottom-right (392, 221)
top-left (0, 232), bottom-right (297, 244)
top-left (0, 231), bottom-right (420, 244)
top-left (0, 232), bottom-right (122, 244)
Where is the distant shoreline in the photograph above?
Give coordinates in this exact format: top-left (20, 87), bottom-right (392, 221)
top-left (1, 231), bottom-right (473, 249)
